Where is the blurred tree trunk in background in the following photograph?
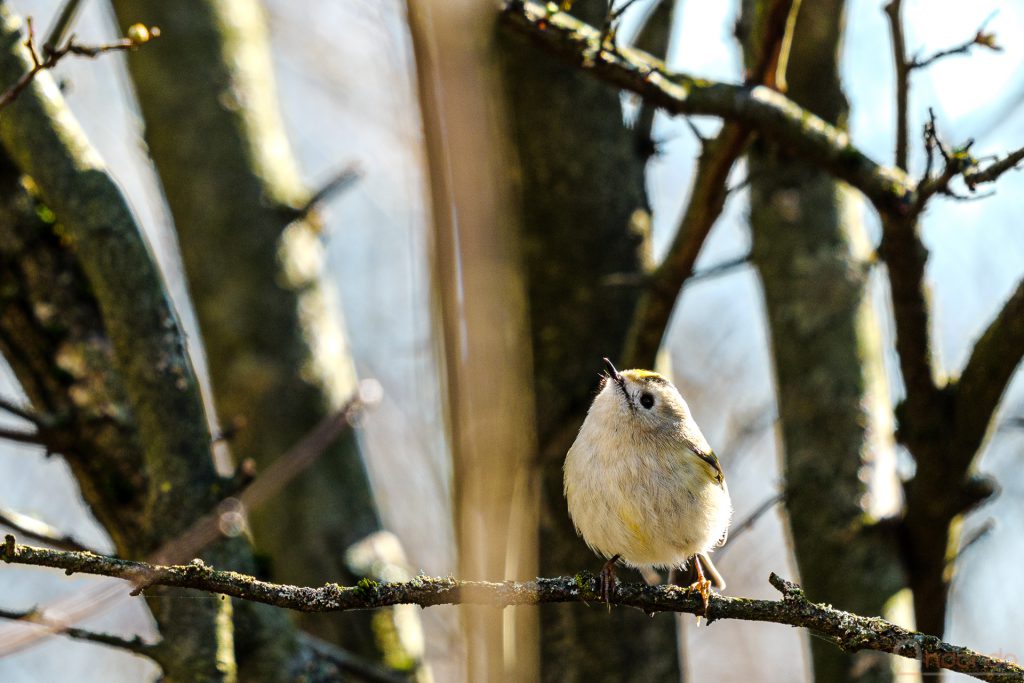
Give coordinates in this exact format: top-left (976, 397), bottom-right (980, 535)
top-left (108, 0), bottom-right (387, 661)
top-left (498, 1), bottom-right (681, 680)
top-left (407, 1), bottom-right (539, 681)
top-left (742, 1), bottom-right (906, 681)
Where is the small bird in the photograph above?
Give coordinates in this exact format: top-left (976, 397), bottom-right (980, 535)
top-left (564, 358), bottom-right (732, 612)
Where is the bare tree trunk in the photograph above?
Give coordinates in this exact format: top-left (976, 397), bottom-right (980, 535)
top-left (742, 1), bottom-right (905, 681)
top-left (497, 3), bottom-right (680, 680)
top-left (108, 0), bottom-right (386, 660)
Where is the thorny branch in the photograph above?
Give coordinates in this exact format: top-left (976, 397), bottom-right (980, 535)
top-left (1, 537), bottom-right (1020, 682)
top-left (0, 16), bottom-right (157, 110)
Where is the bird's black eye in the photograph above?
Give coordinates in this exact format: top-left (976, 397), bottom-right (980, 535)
top-left (640, 392), bottom-right (655, 409)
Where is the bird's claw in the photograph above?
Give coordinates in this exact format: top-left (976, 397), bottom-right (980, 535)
top-left (688, 559), bottom-right (713, 625)
top-left (688, 576), bottom-right (712, 621)
top-left (600, 554), bottom-right (620, 611)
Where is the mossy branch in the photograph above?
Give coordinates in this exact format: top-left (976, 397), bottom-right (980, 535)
top-left (500, 0), bottom-right (912, 214)
top-left (2, 536), bottom-right (1021, 682)
top-left (500, 1), bottom-right (1024, 216)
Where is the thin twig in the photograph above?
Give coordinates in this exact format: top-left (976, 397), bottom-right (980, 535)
top-left (883, 0), bottom-right (910, 170)
top-left (42, 0), bottom-right (86, 54)
top-left (500, 1), bottom-right (918, 214)
top-left (911, 12), bottom-right (1001, 70)
top-left (0, 397), bottom-right (40, 425)
top-left (2, 538), bottom-right (1020, 682)
top-left (0, 427), bottom-right (43, 446)
top-left (0, 17), bottom-right (156, 111)
top-left (150, 394), bottom-right (366, 565)
top-left (688, 254), bottom-right (750, 284)
top-left (0, 607), bottom-right (158, 658)
top-left (599, 0), bottom-right (644, 50)
top-left (945, 519), bottom-right (994, 571)
top-left (290, 163), bottom-right (362, 223)
top-left (963, 145), bottom-right (1024, 189)
top-left (0, 509), bottom-right (97, 553)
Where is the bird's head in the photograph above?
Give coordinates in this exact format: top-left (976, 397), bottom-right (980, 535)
top-left (593, 357), bottom-right (694, 438)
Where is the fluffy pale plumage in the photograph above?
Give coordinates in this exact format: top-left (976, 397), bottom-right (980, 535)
top-left (564, 365), bottom-right (731, 576)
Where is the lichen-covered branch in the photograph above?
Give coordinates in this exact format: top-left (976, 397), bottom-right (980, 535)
top-left (500, 1), bottom-right (914, 214)
top-left (500, 2), bottom-right (1023, 218)
top-left (3, 538), bottom-right (1020, 682)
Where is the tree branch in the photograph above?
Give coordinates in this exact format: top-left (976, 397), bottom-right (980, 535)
top-left (41, 0), bottom-right (84, 53)
top-left (622, 123), bottom-right (750, 367)
top-left (0, 607), bottom-right (158, 658)
top-left (963, 144), bottom-right (1024, 189)
top-left (910, 14), bottom-right (1001, 70)
top-left (884, 0), bottom-right (910, 170)
top-left (620, 0), bottom-right (795, 367)
top-left (953, 278), bottom-right (1024, 455)
top-left (879, 213), bottom-right (944, 433)
top-left (0, 396), bottom-right (39, 424)
top-left (2, 537), bottom-right (1020, 681)
top-left (0, 16), bottom-right (155, 110)
top-left (0, 508), bottom-right (96, 553)
top-left (287, 163), bottom-right (361, 224)
top-left (500, 1), bottom-right (915, 215)
top-left (0, 426), bottom-right (43, 445)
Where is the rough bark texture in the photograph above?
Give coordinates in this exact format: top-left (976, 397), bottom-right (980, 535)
top-left (0, 8), bottom-right (241, 678)
top-left (498, 3), bottom-right (681, 680)
top-left (0, 5), bottom-right (348, 680)
top-left (0, 151), bottom-right (148, 553)
top-left (742, 2), bottom-right (905, 681)
top-left (7, 538), bottom-right (1023, 683)
top-left (108, 0), bottom-right (383, 657)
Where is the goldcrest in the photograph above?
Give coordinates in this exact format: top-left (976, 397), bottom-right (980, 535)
top-left (564, 358), bottom-right (732, 604)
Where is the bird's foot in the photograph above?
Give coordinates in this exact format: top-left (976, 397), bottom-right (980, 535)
top-left (600, 554), bottom-right (620, 611)
top-left (687, 558), bottom-right (712, 625)
top-left (687, 576), bottom-right (712, 621)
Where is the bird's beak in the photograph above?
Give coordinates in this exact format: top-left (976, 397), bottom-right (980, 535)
top-left (603, 357), bottom-right (622, 383)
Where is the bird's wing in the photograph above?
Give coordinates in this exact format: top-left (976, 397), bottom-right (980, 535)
top-left (680, 429), bottom-right (724, 485)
